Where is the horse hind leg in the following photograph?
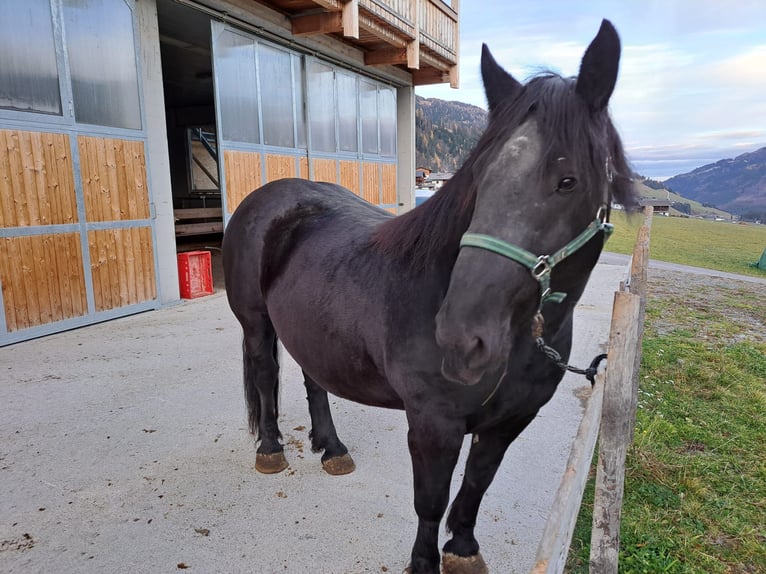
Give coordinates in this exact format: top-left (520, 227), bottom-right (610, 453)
top-left (303, 372), bottom-right (355, 475)
top-left (242, 315), bottom-right (288, 474)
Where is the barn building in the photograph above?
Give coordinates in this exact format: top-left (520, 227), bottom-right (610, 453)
top-left (0, 0), bottom-right (459, 345)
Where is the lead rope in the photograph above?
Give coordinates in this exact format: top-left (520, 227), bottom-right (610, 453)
top-left (532, 311), bottom-right (606, 385)
top-left (535, 337), bottom-right (607, 385)
top-left (482, 314), bottom-right (606, 406)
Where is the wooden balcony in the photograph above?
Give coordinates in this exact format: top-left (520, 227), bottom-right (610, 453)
top-left (256, 0), bottom-right (459, 86)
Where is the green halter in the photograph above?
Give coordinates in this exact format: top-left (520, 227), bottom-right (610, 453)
top-left (459, 206), bottom-right (613, 310)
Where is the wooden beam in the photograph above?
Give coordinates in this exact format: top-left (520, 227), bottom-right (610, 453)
top-left (173, 208), bottom-right (222, 221)
top-left (407, 0), bottom-right (420, 69)
top-left (341, 0), bottom-right (359, 38)
top-left (411, 68), bottom-right (451, 86)
top-left (364, 47), bottom-right (408, 66)
top-left (448, 63), bottom-right (459, 88)
top-left (291, 11), bottom-right (344, 36)
top-left (406, 39), bottom-right (420, 69)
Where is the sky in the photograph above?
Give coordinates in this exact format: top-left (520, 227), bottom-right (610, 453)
top-left (415, 0), bottom-right (766, 180)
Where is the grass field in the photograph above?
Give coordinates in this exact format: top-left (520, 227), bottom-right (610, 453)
top-left (566, 274), bottom-right (766, 573)
top-left (606, 212), bottom-right (766, 278)
top-left (565, 222), bottom-right (766, 572)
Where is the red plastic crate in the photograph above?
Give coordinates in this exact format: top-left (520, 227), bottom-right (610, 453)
top-left (177, 250), bottom-right (213, 299)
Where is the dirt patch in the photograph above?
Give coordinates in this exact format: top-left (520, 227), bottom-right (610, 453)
top-left (0, 533), bottom-right (35, 553)
top-left (646, 269), bottom-right (766, 345)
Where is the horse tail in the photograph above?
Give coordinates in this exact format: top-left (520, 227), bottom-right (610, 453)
top-left (242, 331), bottom-right (281, 440)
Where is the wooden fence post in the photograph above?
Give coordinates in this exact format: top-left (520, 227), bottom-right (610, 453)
top-left (588, 290), bottom-right (642, 572)
top-left (532, 370), bottom-right (606, 574)
top-left (627, 206), bottom-right (652, 441)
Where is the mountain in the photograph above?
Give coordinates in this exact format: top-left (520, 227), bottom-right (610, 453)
top-left (415, 95), bottom-right (487, 172)
top-left (663, 147), bottom-right (766, 218)
top-left (414, 96), bottom-right (763, 220)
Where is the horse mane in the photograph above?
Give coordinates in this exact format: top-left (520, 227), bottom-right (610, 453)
top-left (371, 73), bottom-right (637, 270)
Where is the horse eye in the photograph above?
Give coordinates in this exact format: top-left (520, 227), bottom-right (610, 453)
top-left (556, 177), bottom-right (578, 193)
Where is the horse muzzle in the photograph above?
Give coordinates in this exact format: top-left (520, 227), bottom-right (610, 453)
top-left (434, 310), bottom-right (509, 386)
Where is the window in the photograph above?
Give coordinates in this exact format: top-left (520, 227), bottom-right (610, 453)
top-left (336, 72), bottom-right (358, 152)
top-left (379, 87), bottom-right (397, 157)
top-left (293, 55), bottom-right (306, 148)
top-left (360, 80), bottom-right (378, 154)
top-left (215, 29), bottom-right (259, 144)
top-left (0, 0), bottom-right (61, 114)
top-left (308, 60), bottom-right (335, 153)
top-left (259, 44), bottom-right (294, 148)
top-left (63, 0), bottom-right (141, 129)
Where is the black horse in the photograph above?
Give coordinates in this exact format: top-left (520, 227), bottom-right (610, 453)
top-left (223, 20), bottom-right (636, 574)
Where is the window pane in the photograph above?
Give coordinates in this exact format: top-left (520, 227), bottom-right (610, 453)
top-left (293, 55), bottom-right (306, 148)
top-left (360, 80), bottom-right (378, 154)
top-left (337, 72), bottom-right (357, 152)
top-left (259, 44), bottom-right (294, 148)
top-left (63, 0), bottom-right (141, 129)
top-left (0, 0), bottom-right (61, 114)
top-left (215, 30), bottom-right (259, 144)
top-left (379, 87), bottom-right (397, 157)
top-left (308, 60), bottom-right (335, 153)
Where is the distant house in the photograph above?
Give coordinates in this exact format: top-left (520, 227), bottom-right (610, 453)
top-left (426, 172), bottom-right (453, 190)
top-left (639, 198), bottom-right (671, 215)
top-left (416, 167), bottom-right (432, 186)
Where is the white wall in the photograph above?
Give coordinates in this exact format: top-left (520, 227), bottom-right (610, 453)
top-left (136, 0), bottom-right (180, 303)
top-left (397, 85), bottom-right (416, 213)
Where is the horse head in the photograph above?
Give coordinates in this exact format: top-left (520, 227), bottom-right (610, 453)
top-left (435, 20), bottom-right (635, 385)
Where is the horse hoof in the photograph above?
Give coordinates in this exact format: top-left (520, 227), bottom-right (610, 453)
top-left (441, 552), bottom-right (488, 574)
top-left (255, 452), bottom-right (289, 474)
top-left (322, 453), bottom-right (355, 475)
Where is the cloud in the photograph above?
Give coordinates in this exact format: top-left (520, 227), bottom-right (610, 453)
top-left (415, 3), bottom-right (766, 179)
top-left (709, 45), bottom-right (766, 88)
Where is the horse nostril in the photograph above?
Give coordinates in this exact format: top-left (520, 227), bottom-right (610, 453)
top-left (466, 335), bottom-right (488, 368)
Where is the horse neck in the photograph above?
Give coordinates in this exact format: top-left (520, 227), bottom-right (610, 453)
top-left (373, 169), bottom-right (477, 271)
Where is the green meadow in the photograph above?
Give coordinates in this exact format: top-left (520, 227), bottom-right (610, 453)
top-left (606, 212), bottom-right (766, 277)
top-left (567, 273), bottom-right (766, 573)
top-left (566, 212), bottom-right (766, 573)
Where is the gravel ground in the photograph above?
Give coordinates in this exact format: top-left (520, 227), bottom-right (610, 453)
top-left (644, 268), bottom-right (766, 344)
top-left (0, 255), bottom-right (625, 574)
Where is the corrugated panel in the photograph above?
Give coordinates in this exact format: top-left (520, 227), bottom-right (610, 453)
top-left (0, 129), bottom-right (77, 228)
top-left (362, 162), bottom-right (380, 204)
top-left (78, 136), bottom-right (149, 222)
top-left (224, 149), bottom-right (262, 214)
top-left (339, 160), bottom-right (360, 195)
top-left (265, 154), bottom-right (296, 183)
top-left (381, 163), bottom-right (397, 204)
top-left (88, 226), bottom-right (155, 312)
top-left (312, 158), bottom-right (337, 183)
top-left (0, 233), bottom-right (87, 332)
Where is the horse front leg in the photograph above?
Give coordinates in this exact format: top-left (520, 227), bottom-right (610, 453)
top-left (442, 414), bottom-right (536, 574)
top-left (405, 414), bottom-right (465, 574)
top-left (303, 372), bottom-right (355, 475)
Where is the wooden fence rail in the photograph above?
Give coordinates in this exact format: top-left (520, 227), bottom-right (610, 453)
top-left (533, 206), bottom-right (653, 573)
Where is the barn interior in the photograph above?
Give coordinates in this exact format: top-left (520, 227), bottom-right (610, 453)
top-left (156, 0), bottom-right (223, 249)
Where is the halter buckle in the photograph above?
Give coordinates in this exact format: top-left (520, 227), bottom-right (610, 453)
top-left (532, 256), bottom-right (551, 279)
top-left (596, 205), bottom-right (608, 224)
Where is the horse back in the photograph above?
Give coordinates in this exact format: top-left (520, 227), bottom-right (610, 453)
top-left (223, 178), bottom-right (387, 313)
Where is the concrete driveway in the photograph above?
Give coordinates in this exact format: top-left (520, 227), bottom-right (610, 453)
top-left (0, 254), bottom-right (627, 574)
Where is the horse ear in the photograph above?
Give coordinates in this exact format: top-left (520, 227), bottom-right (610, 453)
top-left (481, 44), bottom-right (522, 112)
top-left (575, 19), bottom-right (621, 111)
